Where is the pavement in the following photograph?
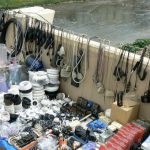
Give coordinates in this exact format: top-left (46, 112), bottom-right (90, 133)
top-left (48, 0), bottom-right (150, 46)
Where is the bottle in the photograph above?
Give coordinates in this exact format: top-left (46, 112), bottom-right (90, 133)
top-left (0, 44), bottom-right (7, 67)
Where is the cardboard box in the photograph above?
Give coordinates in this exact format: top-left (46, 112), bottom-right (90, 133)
top-left (111, 100), bottom-right (140, 124)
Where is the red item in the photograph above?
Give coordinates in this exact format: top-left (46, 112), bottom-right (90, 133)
top-left (99, 144), bottom-right (108, 150)
top-left (131, 123), bottom-right (145, 141)
top-left (122, 126), bottom-right (138, 142)
top-left (109, 137), bottom-right (126, 150)
top-left (117, 131), bottom-right (133, 147)
top-left (119, 128), bottom-right (135, 142)
top-left (113, 135), bottom-right (129, 150)
top-left (107, 141), bottom-right (123, 150)
top-left (59, 138), bottom-right (64, 146)
top-left (105, 122), bottom-right (145, 150)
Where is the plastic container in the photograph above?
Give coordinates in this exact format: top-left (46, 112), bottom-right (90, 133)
top-left (19, 81), bottom-right (33, 101)
top-left (0, 44), bottom-right (7, 67)
top-left (47, 68), bottom-right (59, 75)
top-left (9, 64), bottom-right (21, 85)
top-left (4, 105), bottom-right (15, 114)
top-left (0, 76), bottom-right (8, 92)
top-left (45, 85), bottom-right (59, 92)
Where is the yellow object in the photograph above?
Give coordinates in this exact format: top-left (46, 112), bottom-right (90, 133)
top-left (111, 121), bottom-right (122, 129)
top-left (111, 100), bottom-right (139, 124)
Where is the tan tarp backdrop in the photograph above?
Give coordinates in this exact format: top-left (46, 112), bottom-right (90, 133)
top-left (6, 7), bottom-right (150, 121)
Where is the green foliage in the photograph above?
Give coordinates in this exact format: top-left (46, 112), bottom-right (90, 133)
top-left (0, 0), bottom-right (68, 8)
top-left (121, 39), bottom-right (150, 52)
top-left (133, 39), bottom-right (150, 48)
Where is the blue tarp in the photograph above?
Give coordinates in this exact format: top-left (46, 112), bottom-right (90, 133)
top-left (0, 138), bottom-right (16, 150)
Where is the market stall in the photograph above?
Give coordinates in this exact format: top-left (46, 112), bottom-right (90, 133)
top-left (0, 6), bottom-right (149, 150)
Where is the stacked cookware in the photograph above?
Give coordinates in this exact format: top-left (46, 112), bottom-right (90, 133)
top-left (45, 68), bottom-right (60, 99)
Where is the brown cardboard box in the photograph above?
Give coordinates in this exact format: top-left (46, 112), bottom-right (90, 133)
top-left (111, 100), bottom-right (140, 124)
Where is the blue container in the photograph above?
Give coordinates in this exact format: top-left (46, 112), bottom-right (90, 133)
top-left (88, 119), bottom-right (107, 130)
top-left (0, 77), bottom-right (8, 92)
top-left (26, 55), bottom-right (44, 71)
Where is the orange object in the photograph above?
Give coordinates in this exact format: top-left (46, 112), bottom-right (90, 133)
top-left (59, 138), bottom-right (64, 146)
top-left (63, 139), bottom-right (67, 145)
top-left (19, 141), bottom-right (37, 150)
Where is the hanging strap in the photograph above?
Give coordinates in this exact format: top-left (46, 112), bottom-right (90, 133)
top-left (94, 38), bottom-right (105, 84)
top-left (0, 18), bottom-right (23, 57)
top-left (87, 36), bottom-right (99, 69)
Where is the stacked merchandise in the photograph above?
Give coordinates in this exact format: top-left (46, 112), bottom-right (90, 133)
top-left (19, 81), bottom-right (33, 102)
top-left (45, 68), bottom-right (60, 99)
top-left (0, 9), bottom-right (150, 150)
top-left (99, 120), bottom-right (150, 150)
top-left (0, 92), bottom-right (150, 150)
top-left (28, 71), bottom-right (48, 102)
top-left (32, 86), bottom-right (45, 102)
top-left (0, 95), bottom-right (103, 150)
top-left (4, 94), bottom-right (22, 114)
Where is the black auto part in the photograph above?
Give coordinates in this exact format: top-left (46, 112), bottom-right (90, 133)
top-left (12, 94), bottom-right (21, 105)
top-left (9, 114), bottom-right (19, 123)
top-left (16, 134), bottom-right (36, 148)
top-left (52, 126), bottom-right (60, 136)
top-left (62, 126), bottom-right (72, 137)
top-left (87, 129), bottom-right (96, 142)
top-left (0, 18), bottom-right (23, 57)
top-left (22, 97), bottom-right (31, 109)
top-left (113, 50), bottom-right (126, 81)
top-left (116, 91), bottom-right (124, 107)
top-left (75, 126), bottom-right (87, 141)
top-left (4, 94), bottom-right (14, 106)
top-left (141, 90), bottom-right (150, 103)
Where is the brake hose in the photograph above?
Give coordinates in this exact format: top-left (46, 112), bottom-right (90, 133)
top-left (124, 51), bottom-right (130, 92)
top-left (138, 48), bottom-right (149, 81)
top-left (113, 48), bottom-right (126, 81)
top-left (93, 38), bottom-right (105, 85)
top-left (126, 50), bottom-right (136, 93)
top-left (72, 35), bottom-right (88, 84)
top-left (0, 18), bottom-right (23, 57)
top-left (136, 47), bottom-right (148, 81)
top-left (87, 36), bottom-right (99, 69)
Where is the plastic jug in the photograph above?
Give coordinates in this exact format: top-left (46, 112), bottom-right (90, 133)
top-left (9, 64), bottom-right (21, 85)
top-left (0, 44), bottom-right (8, 67)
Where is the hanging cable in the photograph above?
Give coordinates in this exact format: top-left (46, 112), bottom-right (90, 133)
top-left (0, 17), bottom-right (23, 57)
top-left (126, 50), bottom-right (137, 93)
top-left (87, 36), bottom-right (99, 69)
top-left (71, 34), bottom-right (89, 84)
top-left (93, 38), bottom-right (105, 85)
top-left (29, 39), bottom-right (55, 71)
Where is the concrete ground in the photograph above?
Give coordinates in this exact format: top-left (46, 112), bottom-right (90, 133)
top-left (48, 0), bottom-right (150, 46)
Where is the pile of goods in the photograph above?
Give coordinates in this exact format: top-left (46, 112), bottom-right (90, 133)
top-left (0, 8), bottom-right (149, 150)
top-left (0, 90), bottom-right (150, 150)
